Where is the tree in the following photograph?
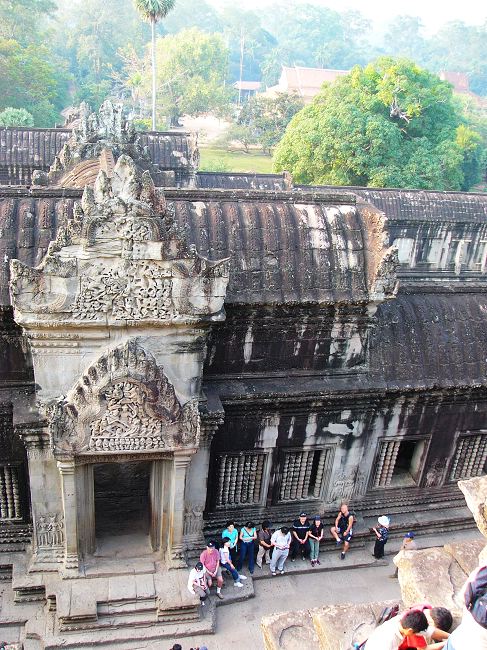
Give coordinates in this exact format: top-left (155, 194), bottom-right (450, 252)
top-left (0, 107), bottom-right (34, 127)
top-left (133, 0), bottom-right (176, 130)
top-left (238, 93), bottom-right (304, 154)
top-left (274, 57), bottom-right (485, 191)
top-left (133, 28), bottom-right (231, 126)
top-left (382, 16), bottom-right (430, 65)
top-left (0, 0), bottom-right (55, 45)
top-left (0, 38), bottom-right (68, 125)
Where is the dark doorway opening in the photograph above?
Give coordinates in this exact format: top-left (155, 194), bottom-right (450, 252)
top-left (93, 460), bottom-right (151, 557)
top-left (391, 439), bottom-right (425, 487)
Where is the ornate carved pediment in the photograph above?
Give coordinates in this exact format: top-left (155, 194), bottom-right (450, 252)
top-left (10, 155), bottom-right (229, 325)
top-left (36, 101), bottom-right (167, 188)
top-left (49, 341), bottom-right (199, 457)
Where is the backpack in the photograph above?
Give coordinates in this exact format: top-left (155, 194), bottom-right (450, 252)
top-left (352, 604), bottom-right (400, 649)
top-left (464, 565), bottom-right (487, 629)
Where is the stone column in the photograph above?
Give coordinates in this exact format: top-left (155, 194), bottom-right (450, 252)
top-left (167, 451), bottom-right (194, 569)
top-left (183, 407), bottom-right (223, 551)
top-left (58, 459), bottom-right (79, 574)
top-left (16, 422), bottom-right (65, 570)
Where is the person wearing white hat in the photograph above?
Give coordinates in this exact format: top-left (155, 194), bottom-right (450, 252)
top-left (372, 515), bottom-right (390, 559)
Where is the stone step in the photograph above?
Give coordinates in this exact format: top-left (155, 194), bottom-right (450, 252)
top-left (0, 563), bottom-right (13, 580)
top-left (33, 609), bottom-right (216, 649)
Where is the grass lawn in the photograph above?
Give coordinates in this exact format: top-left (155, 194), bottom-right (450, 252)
top-left (199, 146), bottom-right (274, 174)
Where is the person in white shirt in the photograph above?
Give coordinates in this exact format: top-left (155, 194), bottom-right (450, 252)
top-left (445, 565), bottom-right (487, 650)
top-left (364, 609), bottom-right (429, 650)
top-left (269, 526), bottom-right (291, 575)
top-left (219, 537), bottom-right (247, 588)
top-left (187, 561), bottom-right (210, 605)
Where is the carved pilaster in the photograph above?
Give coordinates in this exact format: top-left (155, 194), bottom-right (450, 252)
top-left (57, 460), bottom-right (79, 575)
top-left (183, 403), bottom-right (224, 550)
top-left (167, 451), bottom-right (193, 568)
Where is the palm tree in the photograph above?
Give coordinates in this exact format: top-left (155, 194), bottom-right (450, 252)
top-left (133, 0), bottom-right (176, 130)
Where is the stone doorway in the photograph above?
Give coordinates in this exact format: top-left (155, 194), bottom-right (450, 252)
top-left (75, 457), bottom-right (173, 563)
top-left (93, 460), bottom-right (151, 557)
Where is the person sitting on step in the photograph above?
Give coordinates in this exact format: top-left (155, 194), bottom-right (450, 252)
top-left (330, 502), bottom-right (354, 560)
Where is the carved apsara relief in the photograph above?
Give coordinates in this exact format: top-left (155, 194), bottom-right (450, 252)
top-left (36, 513), bottom-right (64, 548)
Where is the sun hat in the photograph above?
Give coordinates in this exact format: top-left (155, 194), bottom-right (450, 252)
top-left (378, 516), bottom-right (390, 527)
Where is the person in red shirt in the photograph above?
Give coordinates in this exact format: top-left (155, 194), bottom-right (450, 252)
top-left (200, 540), bottom-right (224, 600)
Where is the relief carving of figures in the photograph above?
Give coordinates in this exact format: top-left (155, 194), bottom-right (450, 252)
top-left (36, 513), bottom-right (64, 548)
top-left (329, 467), bottom-right (365, 502)
top-left (89, 380), bottom-right (175, 451)
top-left (48, 341), bottom-right (199, 456)
top-left (72, 263), bottom-right (173, 321)
top-left (183, 506), bottom-right (204, 536)
top-left (425, 460), bottom-right (446, 487)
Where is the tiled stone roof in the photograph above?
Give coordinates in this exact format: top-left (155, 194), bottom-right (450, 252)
top-left (0, 128), bottom-right (192, 185)
top-left (0, 187), bottom-right (387, 307)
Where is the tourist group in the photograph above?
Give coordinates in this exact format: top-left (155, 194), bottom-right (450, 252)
top-left (188, 503), bottom-right (391, 602)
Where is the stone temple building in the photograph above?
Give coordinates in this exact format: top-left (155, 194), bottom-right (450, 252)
top-left (0, 102), bottom-right (487, 646)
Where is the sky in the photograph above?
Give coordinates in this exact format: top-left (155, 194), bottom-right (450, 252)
top-left (212, 0), bottom-right (487, 32)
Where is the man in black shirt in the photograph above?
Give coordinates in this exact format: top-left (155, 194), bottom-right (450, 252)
top-left (290, 512), bottom-right (311, 561)
top-left (330, 502), bottom-right (354, 560)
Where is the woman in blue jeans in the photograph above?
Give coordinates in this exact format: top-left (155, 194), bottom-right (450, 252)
top-left (238, 521), bottom-right (257, 574)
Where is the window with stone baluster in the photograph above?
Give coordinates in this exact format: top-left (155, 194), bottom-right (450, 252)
top-left (277, 447), bottom-right (334, 503)
top-left (450, 432), bottom-right (487, 481)
top-left (0, 405), bottom-right (26, 522)
top-left (214, 451), bottom-right (268, 509)
top-left (0, 463), bottom-right (23, 521)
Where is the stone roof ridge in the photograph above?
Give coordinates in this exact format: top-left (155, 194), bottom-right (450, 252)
top-left (31, 101), bottom-right (181, 189)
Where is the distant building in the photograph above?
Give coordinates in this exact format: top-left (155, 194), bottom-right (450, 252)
top-left (265, 65), bottom-right (349, 102)
top-left (439, 70), bottom-right (487, 107)
top-left (233, 80), bottom-right (261, 102)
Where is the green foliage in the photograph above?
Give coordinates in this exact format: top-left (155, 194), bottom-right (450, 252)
top-left (136, 28), bottom-right (232, 124)
top-left (163, 0), bottom-right (222, 34)
top-left (274, 58), bottom-right (485, 191)
top-left (0, 0), bottom-right (56, 45)
top-left (238, 93), bottom-right (304, 154)
top-left (133, 0), bottom-right (176, 22)
top-left (261, 3), bottom-right (370, 72)
top-left (0, 107), bottom-right (34, 127)
top-left (0, 38), bottom-right (68, 125)
top-left (220, 124), bottom-right (258, 153)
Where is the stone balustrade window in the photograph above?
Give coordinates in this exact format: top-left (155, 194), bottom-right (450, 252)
top-left (278, 448), bottom-right (332, 502)
top-left (0, 463), bottom-right (23, 521)
top-left (450, 433), bottom-right (487, 481)
top-left (215, 452), bottom-right (267, 509)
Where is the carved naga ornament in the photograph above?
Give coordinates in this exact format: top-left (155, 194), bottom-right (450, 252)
top-left (10, 155), bottom-right (230, 326)
top-left (48, 341), bottom-right (199, 457)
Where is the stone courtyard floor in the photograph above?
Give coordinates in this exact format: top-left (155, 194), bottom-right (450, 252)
top-left (162, 560), bottom-right (401, 650)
